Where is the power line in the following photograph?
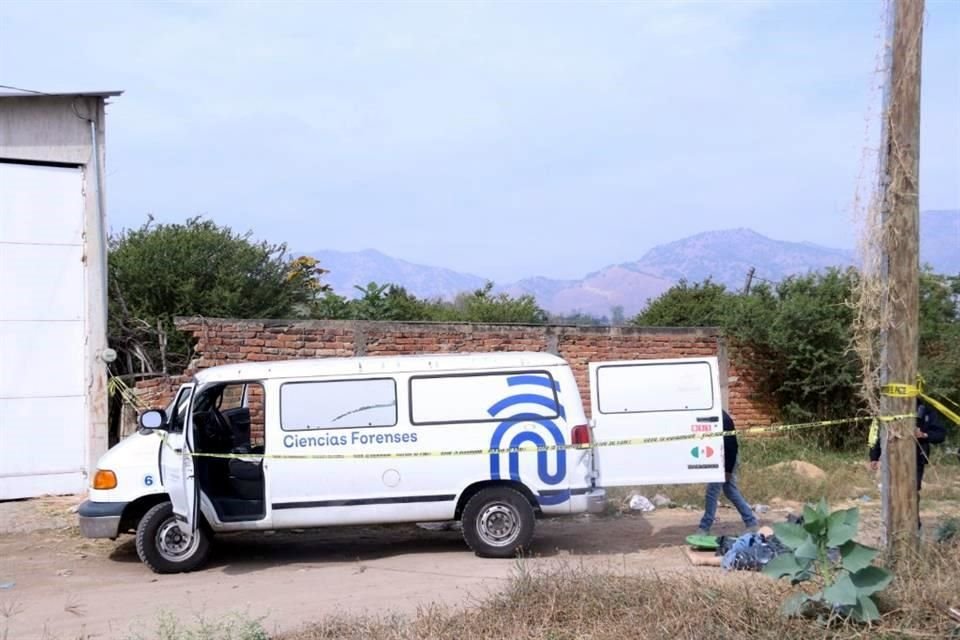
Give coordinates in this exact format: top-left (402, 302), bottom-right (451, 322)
top-left (0, 83), bottom-right (53, 96)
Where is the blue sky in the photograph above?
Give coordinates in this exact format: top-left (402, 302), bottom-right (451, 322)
top-left (1, 1), bottom-right (957, 282)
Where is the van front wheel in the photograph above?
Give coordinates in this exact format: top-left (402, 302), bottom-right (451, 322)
top-left (135, 502), bottom-right (210, 574)
top-left (461, 487), bottom-right (535, 558)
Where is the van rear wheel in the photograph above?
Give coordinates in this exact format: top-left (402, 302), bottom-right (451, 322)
top-left (461, 487), bottom-right (535, 558)
top-left (135, 502), bottom-right (210, 574)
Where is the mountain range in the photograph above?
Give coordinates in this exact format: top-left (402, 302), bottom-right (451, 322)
top-left (308, 209), bottom-right (958, 317)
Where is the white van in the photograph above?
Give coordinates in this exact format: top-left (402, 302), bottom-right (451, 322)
top-left (79, 352), bottom-right (725, 573)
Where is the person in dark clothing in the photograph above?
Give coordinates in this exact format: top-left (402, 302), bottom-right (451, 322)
top-left (696, 410), bottom-right (758, 535)
top-left (869, 401), bottom-right (947, 490)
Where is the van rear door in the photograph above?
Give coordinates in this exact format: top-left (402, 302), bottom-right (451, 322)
top-left (588, 357), bottom-right (724, 487)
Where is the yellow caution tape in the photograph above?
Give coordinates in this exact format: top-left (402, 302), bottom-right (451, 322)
top-left (108, 375), bottom-right (148, 410)
top-left (935, 393), bottom-right (960, 413)
top-left (880, 383), bottom-right (920, 398)
top-left (881, 378), bottom-right (960, 426)
top-left (158, 414), bottom-right (915, 462)
top-left (921, 395), bottom-right (960, 427)
top-left (867, 418), bottom-right (880, 449)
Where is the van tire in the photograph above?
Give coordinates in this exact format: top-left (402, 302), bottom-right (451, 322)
top-left (135, 502), bottom-right (210, 574)
top-left (461, 487), bottom-right (535, 558)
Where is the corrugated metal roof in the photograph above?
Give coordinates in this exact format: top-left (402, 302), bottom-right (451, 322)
top-left (0, 90), bottom-right (123, 98)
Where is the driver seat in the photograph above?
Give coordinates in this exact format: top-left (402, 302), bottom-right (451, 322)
top-left (221, 407), bottom-right (261, 500)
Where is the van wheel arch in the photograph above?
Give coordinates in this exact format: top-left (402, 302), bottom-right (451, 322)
top-left (120, 494), bottom-right (211, 535)
top-left (119, 494), bottom-right (171, 534)
top-left (454, 480), bottom-right (540, 520)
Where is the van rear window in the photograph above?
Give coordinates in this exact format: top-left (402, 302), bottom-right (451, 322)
top-left (409, 371), bottom-right (560, 425)
top-left (596, 361), bottom-right (714, 414)
top-left (280, 378), bottom-right (397, 431)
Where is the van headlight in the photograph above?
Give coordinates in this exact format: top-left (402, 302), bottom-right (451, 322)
top-left (92, 469), bottom-right (118, 490)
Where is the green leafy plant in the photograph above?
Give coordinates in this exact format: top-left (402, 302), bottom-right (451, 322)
top-left (763, 499), bottom-right (892, 623)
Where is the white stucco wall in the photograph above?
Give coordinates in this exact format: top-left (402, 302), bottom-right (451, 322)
top-left (0, 94), bottom-right (113, 499)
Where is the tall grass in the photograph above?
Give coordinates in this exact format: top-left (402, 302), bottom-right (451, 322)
top-left (282, 542), bottom-right (960, 640)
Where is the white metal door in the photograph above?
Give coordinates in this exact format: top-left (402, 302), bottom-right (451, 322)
top-left (0, 163), bottom-right (87, 499)
top-left (159, 385), bottom-right (197, 534)
top-left (589, 357), bottom-right (725, 487)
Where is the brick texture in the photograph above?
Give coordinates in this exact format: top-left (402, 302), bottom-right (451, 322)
top-left (133, 318), bottom-right (776, 440)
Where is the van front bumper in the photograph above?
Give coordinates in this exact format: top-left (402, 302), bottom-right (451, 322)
top-left (77, 500), bottom-right (127, 539)
top-left (586, 488), bottom-right (607, 514)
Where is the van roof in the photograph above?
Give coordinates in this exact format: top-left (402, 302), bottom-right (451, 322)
top-left (193, 351), bottom-right (567, 384)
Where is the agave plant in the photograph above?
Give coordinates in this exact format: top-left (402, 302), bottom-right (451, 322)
top-left (763, 499), bottom-right (892, 623)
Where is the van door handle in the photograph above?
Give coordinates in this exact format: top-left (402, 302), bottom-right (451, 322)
top-left (696, 416), bottom-right (719, 422)
top-left (173, 448), bottom-right (182, 454)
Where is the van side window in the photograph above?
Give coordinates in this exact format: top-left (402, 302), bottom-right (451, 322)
top-left (166, 386), bottom-right (193, 434)
top-left (596, 361), bottom-right (714, 414)
top-left (280, 378), bottom-right (397, 431)
top-left (409, 371), bottom-right (560, 425)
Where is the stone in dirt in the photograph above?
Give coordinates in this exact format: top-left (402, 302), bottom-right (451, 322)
top-left (765, 460), bottom-right (827, 481)
top-left (652, 494), bottom-right (672, 507)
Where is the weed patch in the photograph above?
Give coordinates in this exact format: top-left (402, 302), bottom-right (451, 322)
top-left (280, 542), bottom-right (960, 639)
top-left (123, 610), bottom-right (268, 640)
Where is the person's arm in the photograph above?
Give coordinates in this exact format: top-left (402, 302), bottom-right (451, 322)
top-left (724, 433), bottom-right (738, 474)
top-left (916, 403), bottom-right (948, 445)
top-left (924, 419), bottom-right (947, 445)
top-left (722, 411), bottom-right (737, 475)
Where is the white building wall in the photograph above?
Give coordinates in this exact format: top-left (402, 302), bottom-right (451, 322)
top-left (0, 94), bottom-right (113, 499)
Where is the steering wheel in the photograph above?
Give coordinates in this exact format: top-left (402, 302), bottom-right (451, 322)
top-left (201, 408), bottom-right (232, 445)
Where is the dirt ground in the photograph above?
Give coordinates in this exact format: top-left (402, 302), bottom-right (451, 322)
top-left (5, 490), bottom-right (948, 640)
top-left (0, 494), bottom-right (804, 640)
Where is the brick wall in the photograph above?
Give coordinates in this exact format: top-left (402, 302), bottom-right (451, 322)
top-left (133, 318), bottom-right (776, 436)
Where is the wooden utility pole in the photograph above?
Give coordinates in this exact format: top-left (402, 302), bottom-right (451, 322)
top-left (880, 0), bottom-right (924, 559)
top-left (743, 267), bottom-right (756, 295)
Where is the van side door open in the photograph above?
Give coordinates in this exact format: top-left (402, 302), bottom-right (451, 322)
top-left (589, 357), bottom-right (725, 487)
top-left (159, 384), bottom-right (198, 535)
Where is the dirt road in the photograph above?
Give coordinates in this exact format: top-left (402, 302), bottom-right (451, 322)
top-left (0, 496), bottom-right (775, 640)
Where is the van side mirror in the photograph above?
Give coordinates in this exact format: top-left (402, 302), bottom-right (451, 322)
top-left (139, 409), bottom-right (167, 430)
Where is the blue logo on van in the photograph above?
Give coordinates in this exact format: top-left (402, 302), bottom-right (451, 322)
top-left (488, 375), bottom-right (569, 505)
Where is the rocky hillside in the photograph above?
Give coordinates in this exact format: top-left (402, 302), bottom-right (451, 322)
top-left (306, 210), bottom-right (958, 317)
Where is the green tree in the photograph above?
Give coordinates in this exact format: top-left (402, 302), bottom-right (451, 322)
top-left (637, 270), bottom-right (863, 447)
top-left (351, 282), bottom-right (393, 320)
top-left (348, 283), bottom-right (438, 321)
top-left (549, 311), bottom-right (608, 326)
top-left (311, 291), bottom-right (353, 320)
top-left (446, 282), bottom-right (548, 324)
top-left (919, 269), bottom-right (960, 399)
top-left (631, 279), bottom-right (732, 327)
top-left (724, 269), bottom-right (862, 443)
top-left (309, 281), bottom-right (548, 324)
top-left (109, 217), bottom-right (322, 374)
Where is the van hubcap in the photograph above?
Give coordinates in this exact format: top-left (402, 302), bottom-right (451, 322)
top-left (476, 502), bottom-right (520, 547)
top-left (156, 518), bottom-right (199, 562)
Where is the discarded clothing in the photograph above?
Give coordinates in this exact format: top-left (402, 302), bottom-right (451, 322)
top-left (720, 532), bottom-right (788, 571)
